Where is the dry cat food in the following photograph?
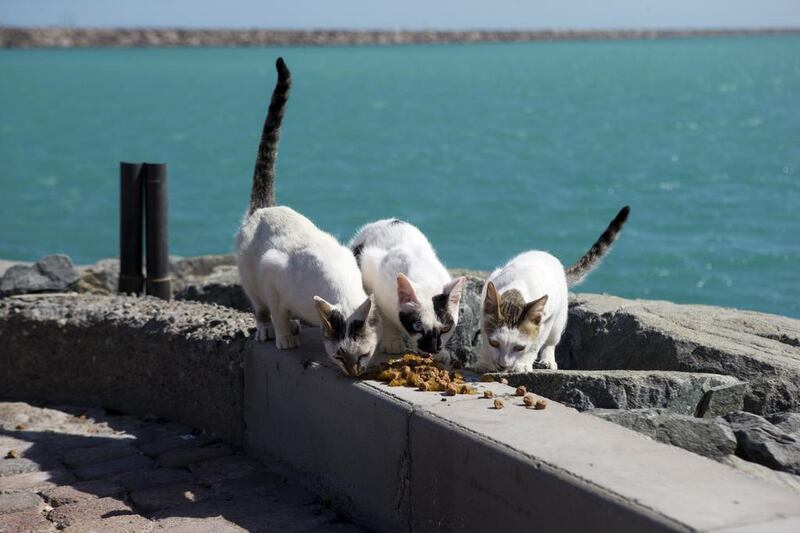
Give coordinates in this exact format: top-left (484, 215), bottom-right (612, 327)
top-left (370, 353), bottom-right (477, 395)
top-left (523, 394), bottom-right (535, 407)
top-left (483, 390), bottom-right (494, 399)
top-left (515, 386), bottom-right (527, 397)
top-left (534, 399), bottom-right (548, 410)
top-left (493, 398), bottom-right (505, 410)
top-left (5, 449), bottom-right (19, 459)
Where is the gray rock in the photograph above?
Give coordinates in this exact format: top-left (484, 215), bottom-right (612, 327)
top-left (725, 411), bottom-right (800, 475)
top-left (73, 258), bottom-right (120, 294)
top-left (655, 416), bottom-right (737, 459)
top-left (696, 382), bottom-right (747, 418)
top-left (766, 412), bottom-right (800, 436)
top-left (590, 408), bottom-right (737, 459)
top-left (0, 491), bottom-right (44, 515)
top-left (499, 370), bottom-right (743, 414)
top-left (589, 408), bottom-right (663, 438)
top-left (445, 275), bottom-right (484, 368)
top-left (0, 255), bottom-right (78, 296)
top-left (173, 265), bottom-right (250, 311)
top-left (559, 293), bottom-right (800, 414)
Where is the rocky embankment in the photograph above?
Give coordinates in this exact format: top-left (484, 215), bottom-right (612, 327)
top-left (2, 27), bottom-right (799, 48)
top-left (1, 253), bottom-right (799, 487)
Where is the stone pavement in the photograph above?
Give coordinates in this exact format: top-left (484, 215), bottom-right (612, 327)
top-left (0, 402), bottom-right (364, 532)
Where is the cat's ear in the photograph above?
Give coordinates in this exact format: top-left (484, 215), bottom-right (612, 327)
top-left (397, 274), bottom-right (421, 307)
top-left (354, 294), bottom-right (380, 327)
top-left (313, 296), bottom-right (336, 337)
top-left (522, 294), bottom-right (548, 326)
top-left (443, 277), bottom-right (466, 315)
top-left (483, 281), bottom-right (501, 321)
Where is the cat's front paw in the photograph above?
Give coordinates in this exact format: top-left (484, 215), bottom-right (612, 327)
top-left (255, 322), bottom-right (276, 342)
top-left (533, 358), bottom-right (558, 370)
top-left (432, 349), bottom-right (452, 365)
top-left (291, 320), bottom-right (301, 335)
top-left (276, 334), bottom-right (300, 350)
top-left (381, 337), bottom-right (406, 354)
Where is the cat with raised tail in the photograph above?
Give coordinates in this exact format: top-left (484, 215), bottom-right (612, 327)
top-left (350, 219), bottom-right (466, 363)
top-left (236, 58), bottom-right (381, 377)
top-left (477, 206), bottom-right (630, 372)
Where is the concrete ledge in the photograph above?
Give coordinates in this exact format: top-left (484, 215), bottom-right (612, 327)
top-left (0, 294), bottom-right (252, 444)
top-left (244, 329), bottom-right (800, 532)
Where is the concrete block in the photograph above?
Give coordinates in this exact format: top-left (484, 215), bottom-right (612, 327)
top-left (0, 510), bottom-right (56, 532)
top-left (245, 330), bottom-right (412, 533)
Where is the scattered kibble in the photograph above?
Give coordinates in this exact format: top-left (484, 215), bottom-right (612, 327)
top-left (483, 390), bottom-right (494, 399)
top-left (523, 394), bottom-right (535, 407)
top-left (500, 378), bottom-right (509, 385)
top-left (515, 386), bottom-right (527, 397)
top-left (534, 399), bottom-right (547, 410)
top-left (445, 384), bottom-right (459, 396)
top-left (14, 423), bottom-right (27, 431)
top-left (5, 449), bottom-right (19, 459)
top-left (493, 398), bottom-right (505, 410)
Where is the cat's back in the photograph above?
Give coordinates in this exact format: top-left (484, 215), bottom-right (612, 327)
top-left (490, 251), bottom-right (566, 298)
top-left (351, 218), bottom-right (432, 253)
top-left (238, 205), bottom-right (334, 251)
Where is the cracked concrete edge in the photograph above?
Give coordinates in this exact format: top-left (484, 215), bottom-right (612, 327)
top-left (244, 330), bottom-right (800, 533)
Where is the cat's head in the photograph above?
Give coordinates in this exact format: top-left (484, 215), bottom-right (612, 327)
top-left (313, 294), bottom-right (382, 377)
top-left (396, 274), bottom-right (466, 357)
top-left (479, 281), bottom-right (548, 372)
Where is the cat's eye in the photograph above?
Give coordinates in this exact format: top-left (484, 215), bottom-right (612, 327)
top-left (488, 339), bottom-right (500, 348)
top-left (441, 324), bottom-right (452, 333)
top-left (513, 345), bottom-right (525, 352)
top-left (358, 353), bottom-right (369, 362)
top-left (334, 356), bottom-right (345, 362)
top-left (413, 322), bottom-right (423, 332)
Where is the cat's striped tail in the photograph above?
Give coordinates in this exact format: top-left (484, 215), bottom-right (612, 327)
top-left (564, 206), bottom-right (630, 287)
top-left (249, 57), bottom-right (292, 215)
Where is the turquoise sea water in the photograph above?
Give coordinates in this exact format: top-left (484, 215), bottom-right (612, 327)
top-left (0, 37), bottom-right (798, 316)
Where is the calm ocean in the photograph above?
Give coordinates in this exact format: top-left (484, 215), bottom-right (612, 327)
top-left (0, 37), bottom-right (798, 316)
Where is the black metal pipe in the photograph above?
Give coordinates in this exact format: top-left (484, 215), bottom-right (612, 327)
top-left (118, 162), bottom-right (144, 295)
top-left (144, 162), bottom-right (171, 299)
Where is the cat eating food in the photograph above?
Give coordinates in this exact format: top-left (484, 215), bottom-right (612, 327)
top-left (477, 206), bottom-right (630, 372)
top-left (236, 58), bottom-right (381, 377)
top-left (350, 219), bottom-right (466, 364)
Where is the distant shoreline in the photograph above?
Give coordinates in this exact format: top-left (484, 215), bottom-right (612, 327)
top-left (2, 27), bottom-right (799, 48)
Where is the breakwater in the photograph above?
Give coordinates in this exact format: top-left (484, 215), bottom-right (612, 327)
top-left (2, 27), bottom-right (799, 48)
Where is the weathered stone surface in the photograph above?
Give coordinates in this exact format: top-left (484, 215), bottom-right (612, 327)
top-left (0, 470), bottom-right (74, 492)
top-left (130, 483), bottom-right (211, 514)
top-left (139, 434), bottom-right (213, 457)
top-left (726, 411), bottom-right (800, 475)
top-left (0, 294), bottom-right (252, 445)
top-left (153, 515), bottom-right (248, 532)
top-left (559, 293), bottom-right (800, 414)
top-left (0, 255), bottom-right (79, 296)
top-left (0, 458), bottom-right (40, 477)
top-left (0, 491), bottom-right (44, 515)
top-left (73, 454), bottom-right (154, 480)
top-left (61, 513), bottom-right (155, 533)
top-left (501, 370), bottom-right (744, 414)
top-left (696, 382), bottom-right (747, 418)
top-left (0, 509), bottom-right (55, 532)
top-left (62, 442), bottom-right (140, 467)
top-left (157, 443), bottom-right (233, 469)
top-left (47, 496), bottom-right (133, 529)
top-left (71, 259), bottom-right (120, 295)
top-left (187, 454), bottom-right (261, 484)
top-left (590, 409), bottom-right (737, 458)
top-left (113, 468), bottom-right (195, 492)
top-left (444, 275), bottom-right (484, 368)
top-left (41, 480), bottom-right (125, 506)
top-left (173, 265), bottom-right (250, 311)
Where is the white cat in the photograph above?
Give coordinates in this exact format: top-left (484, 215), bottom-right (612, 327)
top-left (236, 58), bottom-right (381, 377)
top-left (477, 206), bottom-right (630, 372)
top-left (350, 219), bottom-right (465, 363)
